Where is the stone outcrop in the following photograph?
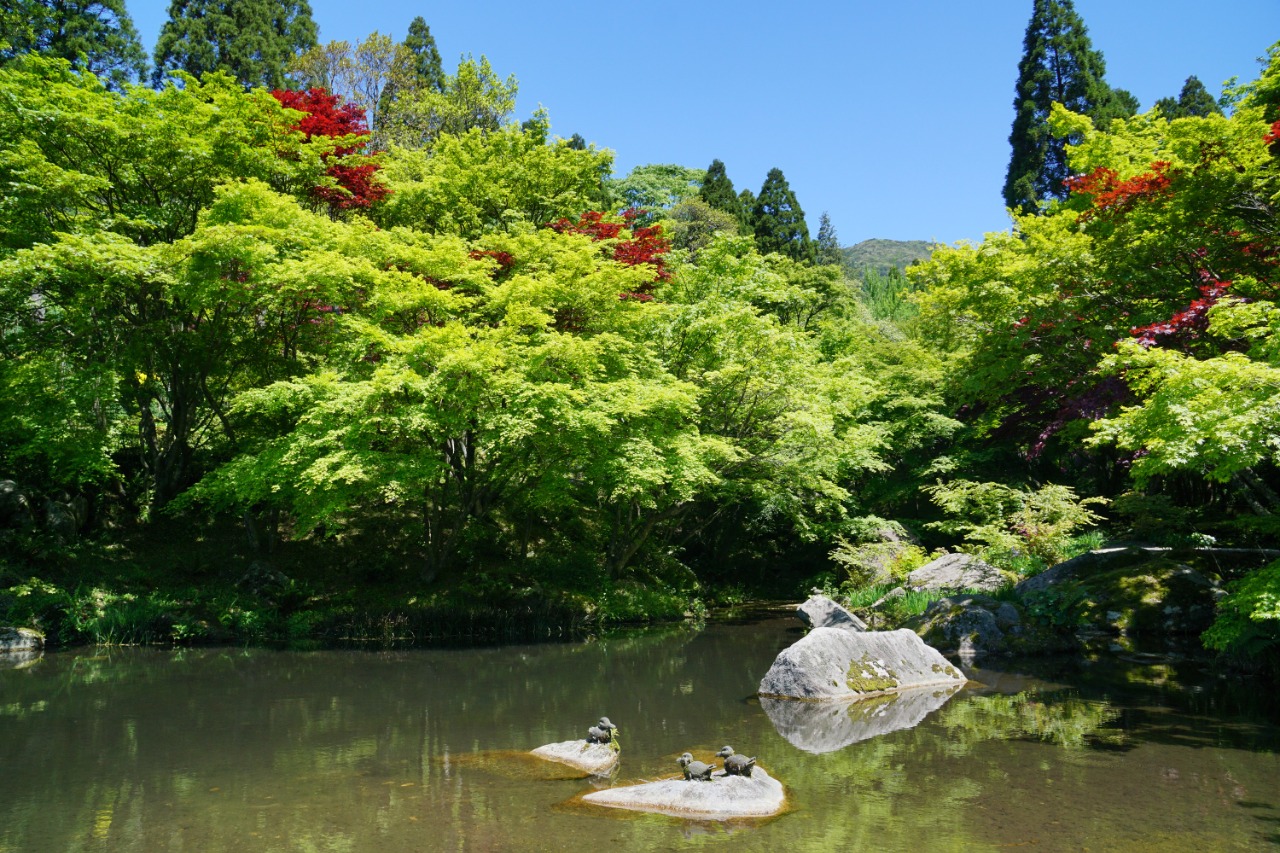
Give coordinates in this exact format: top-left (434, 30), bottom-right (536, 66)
top-left (797, 594), bottom-right (867, 631)
top-left (761, 682), bottom-right (962, 754)
top-left (0, 626), bottom-right (43, 652)
top-left (530, 740), bottom-right (618, 775)
top-left (1015, 549), bottom-right (1228, 637)
top-left (582, 766), bottom-right (785, 819)
top-left (904, 594), bottom-right (1028, 660)
top-left (908, 553), bottom-right (1006, 593)
top-left (758, 627), bottom-right (966, 701)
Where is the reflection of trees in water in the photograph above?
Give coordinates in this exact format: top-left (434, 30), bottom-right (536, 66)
top-left (939, 690), bottom-right (1123, 750)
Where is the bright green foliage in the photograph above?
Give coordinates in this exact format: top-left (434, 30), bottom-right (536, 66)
top-left (858, 266), bottom-right (918, 326)
top-left (1003, 0), bottom-right (1132, 214)
top-left (914, 47), bottom-right (1280, 665)
top-left (1155, 76), bottom-right (1222, 120)
top-left (664, 199), bottom-right (738, 258)
top-left (375, 119), bottom-right (613, 238)
top-left (1090, 302), bottom-right (1280, 485)
top-left (190, 223), bottom-right (711, 578)
top-left (1203, 559), bottom-right (1280, 659)
top-left (1232, 41), bottom-right (1280, 120)
top-left (651, 235), bottom-right (888, 542)
top-left (0, 181), bottom-right (386, 507)
top-left (925, 479), bottom-right (1107, 567)
top-left (379, 55), bottom-right (517, 149)
top-left (914, 212), bottom-right (1102, 437)
top-left (752, 167), bottom-right (812, 262)
top-left (611, 164), bottom-right (704, 214)
top-left (0, 0), bottom-right (147, 89)
top-left (0, 58), bottom-right (327, 252)
top-left (153, 0), bottom-right (318, 89)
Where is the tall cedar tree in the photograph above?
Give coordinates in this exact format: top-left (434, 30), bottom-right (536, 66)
top-left (1155, 76), bottom-right (1222, 120)
top-left (737, 188), bottom-right (756, 234)
top-left (700, 159), bottom-right (741, 218)
top-left (1002, 0), bottom-right (1135, 214)
top-left (0, 0), bottom-right (147, 88)
top-left (402, 16), bottom-right (443, 92)
top-left (153, 0), bottom-right (318, 89)
top-left (752, 168), bottom-right (812, 262)
top-left (815, 212), bottom-right (842, 267)
top-left (377, 16), bottom-right (444, 122)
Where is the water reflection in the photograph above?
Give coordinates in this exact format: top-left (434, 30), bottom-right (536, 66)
top-left (761, 684), bottom-right (963, 754)
top-left (1, 620), bottom-right (1278, 852)
top-left (938, 689), bottom-right (1124, 750)
top-left (0, 649), bottom-right (41, 671)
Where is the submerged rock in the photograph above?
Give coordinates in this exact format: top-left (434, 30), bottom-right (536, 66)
top-left (758, 627), bottom-right (966, 701)
top-left (797, 594), bottom-right (867, 631)
top-left (530, 740), bottom-right (618, 775)
top-left (761, 682), bottom-right (963, 754)
top-left (582, 767), bottom-right (785, 819)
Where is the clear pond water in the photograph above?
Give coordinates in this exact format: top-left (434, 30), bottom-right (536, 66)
top-left (2, 612), bottom-right (1278, 852)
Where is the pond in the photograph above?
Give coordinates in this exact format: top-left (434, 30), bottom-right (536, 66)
top-left (2, 611), bottom-right (1278, 851)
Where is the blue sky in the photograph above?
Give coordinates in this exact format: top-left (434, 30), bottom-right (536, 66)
top-left (127, 1), bottom-right (1280, 247)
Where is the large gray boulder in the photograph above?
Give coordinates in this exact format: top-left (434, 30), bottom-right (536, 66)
top-left (530, 740), bottom-right (618, 775)
top-left (1018, 554), bottom-right (1224, 636)
top-left (0, 627), bottom-right (43, 652)
top-left (761, 682), bottom-right (962, 754)
top-left (582, 766), bottom-right (785, 819)
top-left (908, 595), bottom-right (1010, 660)
top-left (908, 553), bottom-right (1006, 593)
top-left (758, 627), bottom-right (966, 701)
top-left (797, 594), bottom-right (867, 631)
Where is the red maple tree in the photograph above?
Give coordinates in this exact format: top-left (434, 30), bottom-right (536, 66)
top-left (548, 208), bottom-right (670, 299)
top-left (271, 88), bottom-right (390, 212)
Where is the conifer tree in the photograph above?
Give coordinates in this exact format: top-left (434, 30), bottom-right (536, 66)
top-left (401, 16), bottom-right (444, 93)
top-left (700, 159), bottom-right (740, 216)
top-left (0, 0), bottom-right (147, 88)
top-left (737, 188), bottom-right (756, 235)
top-left (815, 212), bottom-right (842, 267)
top-left (1155, 76), bottom-right (1222, 119)
top-left (1002, 0), bottom-right (1133, 214)
top-left (153, 0), bottom-right (318, 89)
top-left (752, 168), bottom-right (812, 262)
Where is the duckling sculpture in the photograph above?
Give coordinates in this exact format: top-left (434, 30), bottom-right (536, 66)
top-left (587, 716), bottom-right (617, 744)
top-left (676, 752), bottom-right (716, 781)
top-left (716, 745), bottom-right (757, 777)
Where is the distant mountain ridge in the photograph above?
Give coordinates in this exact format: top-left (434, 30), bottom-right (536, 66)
top-left (840, 239), bottom-right (936, 277)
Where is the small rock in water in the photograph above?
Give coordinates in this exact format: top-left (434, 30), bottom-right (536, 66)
top-left (582, 767), bottom-right (785, 819)
top-left (530, 740), bottom-right (618, 775)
